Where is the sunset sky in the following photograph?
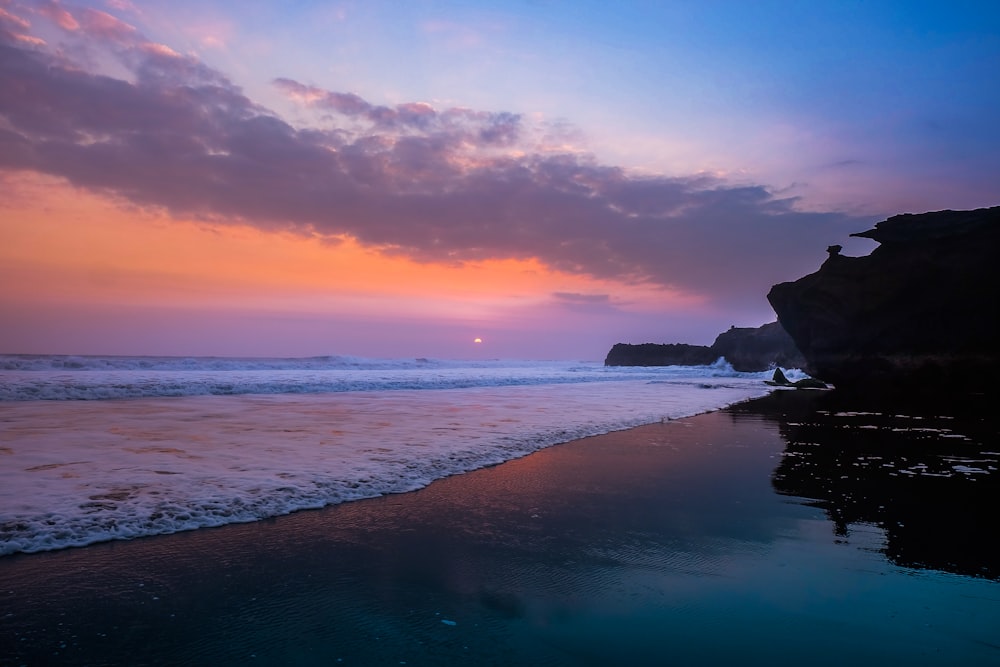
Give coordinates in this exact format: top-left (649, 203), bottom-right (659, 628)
top-left (2, 1), bottom-right (998, 360)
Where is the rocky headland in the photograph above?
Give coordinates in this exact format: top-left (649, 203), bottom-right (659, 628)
top-left (604, 321), bottom-right (805, 372)
top-left (767, 206), bottom-right (1000, 397)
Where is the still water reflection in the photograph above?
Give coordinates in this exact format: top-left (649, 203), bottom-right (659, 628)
top-left (754, 391), bottom-right (1000, 580)
top-left (2, 391), bottom-right (998, 666)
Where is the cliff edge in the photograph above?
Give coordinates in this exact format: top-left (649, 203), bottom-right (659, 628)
top-left (604, 321), bottom-right (804, 372)
top-left (767, 207), bottom-right (1000, 396)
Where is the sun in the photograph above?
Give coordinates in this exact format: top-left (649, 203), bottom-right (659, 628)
top-left (473, 337), bottom-right (483, 344)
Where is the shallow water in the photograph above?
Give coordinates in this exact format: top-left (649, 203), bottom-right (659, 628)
top-left (0, 376), bottom-right (770, 556)
top-left (2, 391), bottom-right (998, 666)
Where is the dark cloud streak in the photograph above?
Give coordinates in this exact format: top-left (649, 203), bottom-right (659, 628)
top-left (273, 77), bottom-right (522, 147)
top-left (0, 2), bottom-right (869, 309)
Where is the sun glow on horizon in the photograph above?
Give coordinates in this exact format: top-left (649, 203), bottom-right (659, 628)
top-left (0, 174), bottom-right (706, 358)
top-left (0, 175), bottom-right (682, 306)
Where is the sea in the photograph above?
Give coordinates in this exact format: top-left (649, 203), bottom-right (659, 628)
top-left (0, 354), bottom-right (790, 557)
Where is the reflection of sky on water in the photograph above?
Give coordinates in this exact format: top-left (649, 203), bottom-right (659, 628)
top-left (2, 395), bottom-right (999, 665)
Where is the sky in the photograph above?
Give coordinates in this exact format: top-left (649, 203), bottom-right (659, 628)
top-left (1, 0), bottom-right (998, 360)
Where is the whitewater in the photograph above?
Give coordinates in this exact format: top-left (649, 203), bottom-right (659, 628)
top-left (0, 355), bottom-right (795, 556)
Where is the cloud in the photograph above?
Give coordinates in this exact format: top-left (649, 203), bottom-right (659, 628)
top-left (0, 6), bottom-right (33, 32)
top-left (33, 2), bottom-right (80, 31)
top-left (104, 0), bottom-right (138, 13)
top-left (826, 158), bottom-right (866, 169)
top-left (273, 78), bottom-right (522, 147)
top-left (553, 293), bottom-right (611, 305)
top-left (0, 1), bottom-right (870, 311)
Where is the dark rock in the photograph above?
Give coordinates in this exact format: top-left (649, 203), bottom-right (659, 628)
top-left (764, 368), bottom-right (827, 389)
top-left (603, 342), bottom-right (717, 367)
top-left (767, 206), bottom-right (1000, 397)
top-left (708, 321), bottom-right (805, 372)
top-left (604, 321), bottom-right (805, 371)
top-left (792, 377), bottom-right (828, 389)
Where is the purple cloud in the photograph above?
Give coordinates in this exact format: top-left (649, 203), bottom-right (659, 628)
top-left (273, 78), bottom-right (522, 147)
top-left (0, 2), bottom-right (870, 310)
top-left (553, 293), bottom-right (611, 304)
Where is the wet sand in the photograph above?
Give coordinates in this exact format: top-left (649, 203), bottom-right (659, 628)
top-left (2, 390), bottom-right (999, 666)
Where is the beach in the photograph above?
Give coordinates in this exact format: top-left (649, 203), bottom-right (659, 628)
top-left (3, 390), bottom-right (998, 666)
top-left (4, 3), bottom-right (998, 665)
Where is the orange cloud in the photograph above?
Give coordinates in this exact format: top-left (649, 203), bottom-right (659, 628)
top-left (0, 174), bottom-right (687, 326)
top-left (0, 10), bottom-right (863, 313)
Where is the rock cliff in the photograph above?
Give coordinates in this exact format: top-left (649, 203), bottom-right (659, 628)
top-left (709, 321), bottom-right (805, 372)
top-left (604, 321), bottom-right (804, 372)
top-left (604, 342), bottom-right (718, 368)
top-left (767, 206), bottom-right (1000, 396)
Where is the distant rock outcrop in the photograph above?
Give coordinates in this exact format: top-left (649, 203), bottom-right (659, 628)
top-left (604, 321), bottom-right (805, 372)
top-left (604, 342), bottom-right (717, 368)
top-left (709, 321), bottom-right (805, 372)
top-left (767, 206), bottom-right (1000, 396)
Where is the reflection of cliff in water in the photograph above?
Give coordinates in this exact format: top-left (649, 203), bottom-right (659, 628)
top-left (731, 391), bottom-right (1000, 580)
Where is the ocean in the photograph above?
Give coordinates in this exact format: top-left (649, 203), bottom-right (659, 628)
top-left (4, 356), bottom-right (1000, 665)
top-left (0, 354), bottom-right (786, 557)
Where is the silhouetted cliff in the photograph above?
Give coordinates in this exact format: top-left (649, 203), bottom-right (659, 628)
top-left (709, 321), bottom-right (805, 372)
top-left (604, 342), bottom-right (718, 368)
top-left (767, 206), bottom-right (1000, 396)
top-left (604, 321), bottom-right (804, 371)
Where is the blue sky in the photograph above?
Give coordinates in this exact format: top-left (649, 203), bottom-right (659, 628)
top-left (117, 0), bottom-right (1000, 213)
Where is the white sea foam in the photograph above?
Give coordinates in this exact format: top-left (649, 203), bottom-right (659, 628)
top-left (0, 357), bottom-right (781, 555)
top-left (0, 355), bottom-right (793, 401)
top-left (0, 353), bottom-right (476, 372)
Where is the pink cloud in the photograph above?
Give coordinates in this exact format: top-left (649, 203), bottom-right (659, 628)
top-left (0, 4), bottom-right (870, 313)
top-left (34, 2), bottom-right (79, 31)
top-left (0, 6), bottom-right (32, 31)
top-left (77, 7), bottom-right (135, 41)
top-left (104, 0), bottom-right (137, 13)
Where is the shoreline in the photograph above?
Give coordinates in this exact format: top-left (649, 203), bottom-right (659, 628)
top-left (0, 398), bottom-right (800, 666)
top-left (0, 387), bottom-right (988, 563)
top-left (0, 378), bottom-right (773, 557)
top-left (3, 389), bottom-right (997, 665)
